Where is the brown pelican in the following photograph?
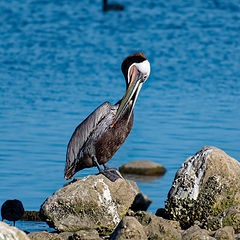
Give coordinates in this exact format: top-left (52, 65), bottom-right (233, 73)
top-left (103, 0), bottom-right (124, 11)
top-left (1, 199), bottom-right (24, 226)
top-left (65, 53), bottom-right (150, 182)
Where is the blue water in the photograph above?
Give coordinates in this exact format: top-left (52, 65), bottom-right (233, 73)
top-left (1, 0), bottom-right (240, 232)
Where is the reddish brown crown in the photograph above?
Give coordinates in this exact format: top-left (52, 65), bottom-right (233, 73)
top-left (121, 53), bottom-right (147, 86)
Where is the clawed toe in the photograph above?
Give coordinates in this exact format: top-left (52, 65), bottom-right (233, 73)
top-left (100, 169), bottom-right (122, 182)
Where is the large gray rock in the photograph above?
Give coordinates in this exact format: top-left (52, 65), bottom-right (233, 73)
top-left (0, 221), bottom-right (30, 240)
top-left (28, 230), bottom-right (100, 240)
top-left (28, 231), bottom-right (61, 240)
top-left (40, 174), bottom-right (147, 234)
top-left (133, 211), bottom-right (182, 240)
top-left (182, 225), bottom-right (215, 240)
top-left (165, 146), bottom-right (240, 228)
top-left (71, 229), bottom-right (102, 240)
top-left (214, 226), bottom-right (235, 240)
top-left (111, 211), bottom-right (181, 240)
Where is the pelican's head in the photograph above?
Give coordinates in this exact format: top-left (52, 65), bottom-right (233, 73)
top-left (122, 52), bottom-right (150, 87)
top-left (112, 53), bottom-right (150, 126)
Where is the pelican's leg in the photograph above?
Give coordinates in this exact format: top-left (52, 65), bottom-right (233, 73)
top-left (92, 157), bottom-right (121, 182)
top-left (92, 156), bottom-right (104, 173)
top-left (103, 163), bottom-right (117, 170)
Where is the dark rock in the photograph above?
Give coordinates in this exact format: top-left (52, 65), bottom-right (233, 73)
top-left (0, 221), bottom-right (30, 240)
top-left (119, 160), bottom-right (166, 176)
top-left (40, 174), bottom-right (149, 234)
top-left (182, 225), bottom-right (215, 240)
top-left (109, 216), bottom-right (147, 240)
top-left (22, 211), bottom-right (43, 222)
top-left (130, 193), bottom-right (152, 212)
top-left (214, 226), bottom-right (234, 240)
top-left (165, 146), bottom-right (240, 229)
top-left (155, 208), bottom-right (169, 219)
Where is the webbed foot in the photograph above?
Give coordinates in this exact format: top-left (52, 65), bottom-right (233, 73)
top-left (101, 168), bottom-right (122, 182)
top-left (92, 157), bottom-right (121, 182)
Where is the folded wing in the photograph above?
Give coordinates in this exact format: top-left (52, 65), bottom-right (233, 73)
top-left (65, 101), bottom-right (112, 179)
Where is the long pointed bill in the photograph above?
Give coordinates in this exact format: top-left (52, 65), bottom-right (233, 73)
top-left (112, 66), bottom-right (143, 127)
top-left (126, 82), bottom-right (143, 123)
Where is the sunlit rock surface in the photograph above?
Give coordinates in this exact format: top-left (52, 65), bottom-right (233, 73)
top-left (119, 160), bottom-right (166, 176)
top-left (165, 146), bottom-right (240, 228)
top-left (111, 211), bottom-right (181, 240)
top-left (0, 221), bottom-right (30, 240)
top-left (40, 174), bottom-right (149, 234)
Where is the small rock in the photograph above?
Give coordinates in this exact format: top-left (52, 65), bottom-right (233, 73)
top-left (22, 211), bottom-right (43, 221)
top-left (130, 193), bottom-right (152, 212)
top-left (167, 220), bottom-right (182, 230)
top-left (182, 225), bottom-right (215, 240)
top-left (72, 229), bottom-right (101, 240)
top-left (165, 146), bottom-right (240, 228)
top-left (214, 226), bottom-right (235, 240)
top-left (110, 216), bottom-right (147, 240)
top-left (155, 208), bottom-right (168, 219)
top-left (40, 174), bottom-right (148, 234)
top-left (119, 160), bottom-right (166, 176)
top-left (0, 221), bottom-right (30, 240)
top-left (59, 232), bottom-right (74, 240)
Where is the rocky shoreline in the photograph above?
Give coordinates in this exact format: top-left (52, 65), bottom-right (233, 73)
top-left (1, 146), bottom-right (240, 240)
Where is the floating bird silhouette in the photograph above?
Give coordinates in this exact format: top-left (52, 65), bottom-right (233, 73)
top-left (103, 0), bottom-right (124, 11)
top-left (65, 53), bottom-right (150, 182)
top-left (1, 199), bottom-right (24, 226)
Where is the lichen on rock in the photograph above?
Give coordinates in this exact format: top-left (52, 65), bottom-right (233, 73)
top-left (164, 146), bottom-right (240, 229)
top-left (40, 174), bottom-right (150, 234)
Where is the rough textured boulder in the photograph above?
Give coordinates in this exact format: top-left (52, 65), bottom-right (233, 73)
top-left (181, 225), bottom-right (214, 240)
top-left (40, 174), bottom-right (148, 234)
top-left (71, 229), bottom-right (102, 240)
top-left (28, 231), bottom-right (61, 240)
top-left (119, 160), bottom-right (166, 176)
top-left (165, 146), bottom-right (240, 228)
top-left (109, 216), bottom-right (147, 240)
top-left (213, 226), bottom-right (235, 240)
top-left (204, 204), bottom-right (240, 233)
top-left (111, 211), bottom-right (182, 240)
top-left (0, 221), bottom-right (30, 240)
top-left (28, 230), bottom-right (101, 240)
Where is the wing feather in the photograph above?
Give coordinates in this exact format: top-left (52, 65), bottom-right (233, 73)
top-left (65, 101), bottom-right (112, 178)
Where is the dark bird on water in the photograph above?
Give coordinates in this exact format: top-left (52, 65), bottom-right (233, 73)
top-left (65, 53), bottom-right (150, 182)
top-left (1, 199), bottom-right (24, 226)
top-left (103, 0), bottom-right (124, 11)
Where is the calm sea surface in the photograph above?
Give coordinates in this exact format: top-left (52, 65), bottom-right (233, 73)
top-left (1, 0), bottom-right (240, 232)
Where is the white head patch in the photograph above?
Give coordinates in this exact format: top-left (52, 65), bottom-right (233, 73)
top-left (128, 60), bottom-right (151, 83)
